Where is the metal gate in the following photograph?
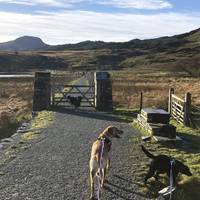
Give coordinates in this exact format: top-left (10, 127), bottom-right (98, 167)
top-left (51, 84), bottom-right (95, 108)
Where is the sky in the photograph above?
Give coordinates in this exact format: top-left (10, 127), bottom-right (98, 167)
top-left (0, 0), bottom-right (200, 44)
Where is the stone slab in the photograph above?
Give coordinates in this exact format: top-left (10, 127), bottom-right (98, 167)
top-left (141, 108), bottom-right (170, 124)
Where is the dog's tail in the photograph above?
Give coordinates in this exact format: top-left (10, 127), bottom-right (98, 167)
top-left (141, 145), bottom-right (155, 159)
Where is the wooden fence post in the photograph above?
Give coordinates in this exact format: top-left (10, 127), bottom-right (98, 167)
top-left (51, 74), bottom-right (55, 106)
top-left (140, 92), bottom-right (143, 111)
top-left (168, 88), bottom-right (174, 114)
top-left (184, 92), bottom-right (191, 126)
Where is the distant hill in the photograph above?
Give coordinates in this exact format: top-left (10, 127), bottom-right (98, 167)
top-left (46, 28), bottom-right (200, 51)
top-left (0, 36), bottom-right (48, 51)
top-left (0, 28), bottom-right (200, 75)
top-left (1, 28), bottom-right (200, 52)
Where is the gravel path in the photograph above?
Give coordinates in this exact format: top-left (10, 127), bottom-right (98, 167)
top-left (0, 109), bottom-right (146, 200)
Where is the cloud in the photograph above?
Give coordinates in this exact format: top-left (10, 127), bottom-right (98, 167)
top-left (0, 10), bottom-right (200, 44)
top-left (0, 0), bottom-right (173, 10)
top-left (0, 0), bottom-right (85, 7)
top-left (0, 0), bottom-right (34, 6)
top-left (98, 0), bottom-right (173, 10)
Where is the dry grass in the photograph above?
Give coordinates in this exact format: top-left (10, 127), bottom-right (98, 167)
top-left (0, 77), bottom-right (33, 138)
top-left (111, 70), bottom-right (200, 109)
top-left (0, 72), bottom-right (81, 138)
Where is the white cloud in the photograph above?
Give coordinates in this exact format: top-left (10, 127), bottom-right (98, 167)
top-left (0, 0), bottom-right (173, 10)
top-left (0, 10), bottom-right (200, 44)
top-left (98, 0), bottom-right (173, 10)
top-left (0, 0), bottom-right (33, 6)
top-left (0, 0), bottom-right (85, 7)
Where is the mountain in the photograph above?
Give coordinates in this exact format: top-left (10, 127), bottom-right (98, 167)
top-left (46, 28), bottom-right (200, 51)
top-left (0, 36), bottom-right (48, 51)
top-left (0, 28), bottom-right (200, 75)
top-left (1, 28), bottom-right (200, 51)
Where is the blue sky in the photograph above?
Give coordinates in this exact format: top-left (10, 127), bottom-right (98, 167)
top-left (0, 0), bottom-right (200, 44)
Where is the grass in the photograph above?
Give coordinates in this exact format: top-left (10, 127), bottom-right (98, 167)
top-left (132, 117), bottom-right (200, 200)
top-left (0, 72), bottom-right (81, 138)
top-left (22, 131), bottom-right (40, 140)
top-left (112, 69), bottom-right (200, 198)
top-left (21, 111), bottom-right (55, 141)
top-left (113, 107), bottom-right (139, 122)
top-left (31, 111), bottom-right (55, 130)
top-left (1, 29), bottom-right (200, 73)
top-left (111, 70), bottom-right (200, 109)
top-left (0, 77), bottom-right (33, 138)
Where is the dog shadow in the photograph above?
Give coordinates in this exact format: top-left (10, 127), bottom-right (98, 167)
top-left (103, 175), bottom-right (148, 199)
top-left (112, 174), bottom-right (169, 199)
top-left (178, 177), bottom-right (200, 199)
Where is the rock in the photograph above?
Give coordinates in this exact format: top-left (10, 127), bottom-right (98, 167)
top-left (11, 133), bottom-right (18, 138)
top-left (17, 129), bottom-right (28, 133)
top-left (142, 136), bottom-right (151, 141)
top-left (1, 138), bottom-right (13, 143)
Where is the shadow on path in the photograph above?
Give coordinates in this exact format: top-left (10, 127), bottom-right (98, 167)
top-left (50, 107), bottom-right (127, 123)
top-left (104, 176), bottom-right (147, 199)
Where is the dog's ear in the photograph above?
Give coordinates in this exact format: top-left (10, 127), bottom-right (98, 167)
top-left (107, 126), bottom-right (122, 138)
top-left (107, 126), bottom-right (113, 133)
top-left (103, 126), bottom-right (113, 137)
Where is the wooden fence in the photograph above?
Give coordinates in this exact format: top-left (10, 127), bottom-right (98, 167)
top-left (168, 88), bottom-right (191, 126)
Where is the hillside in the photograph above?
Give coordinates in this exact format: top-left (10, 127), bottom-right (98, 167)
top-left (0, 36), bottom-right (48, 51)
top-left (0, 28), bottom-right (200, 75)
top-left (45, 28), bottom-right (200, 51)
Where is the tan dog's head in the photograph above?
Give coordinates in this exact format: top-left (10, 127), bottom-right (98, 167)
top-left (102, 125), bottom-right (123, 139)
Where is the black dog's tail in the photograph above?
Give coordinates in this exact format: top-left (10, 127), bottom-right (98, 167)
top-left (141, 145), bottom-right (155, 159)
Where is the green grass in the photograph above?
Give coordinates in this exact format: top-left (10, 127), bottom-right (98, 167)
top-left (113, 107), bottom-right (139, 123)
top-left (31, 111), bottom-right (54, 129)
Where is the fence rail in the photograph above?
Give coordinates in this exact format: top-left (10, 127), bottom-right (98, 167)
top-left (52, 84), bottom-right (95, 107)
top-left (168, 88), bottom-right (191, 126)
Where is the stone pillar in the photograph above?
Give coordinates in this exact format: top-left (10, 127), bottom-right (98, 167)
top-left (94, 72), bottom-right (113, 111)
top-left (33, 72), bottom-right (51, 111)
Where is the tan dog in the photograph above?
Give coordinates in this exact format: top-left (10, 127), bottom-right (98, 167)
top-left (89, 125), bottom-right (123, 199)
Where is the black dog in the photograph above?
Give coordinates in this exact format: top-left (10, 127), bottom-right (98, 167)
top-left (67, 95), bottom-right (82, 108)
top-left (141, 145), bottom-right (192, 185)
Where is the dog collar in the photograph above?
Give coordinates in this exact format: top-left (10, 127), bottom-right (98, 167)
top-left (170, 159), bottom-right (175, 165)
top-left (98, 135), bottom-right (111, 144)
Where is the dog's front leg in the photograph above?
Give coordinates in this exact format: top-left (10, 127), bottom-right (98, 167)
top-left (154, 171), bottom-right (160, 181)
top-left (101, 168), bottom-right (106, 188)
top-left (90, 169), bottom-right (95, 199)
top-left (107, 156), bottom-right (111, 169)
top-left (145, 164), bottom-right (155, 184)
